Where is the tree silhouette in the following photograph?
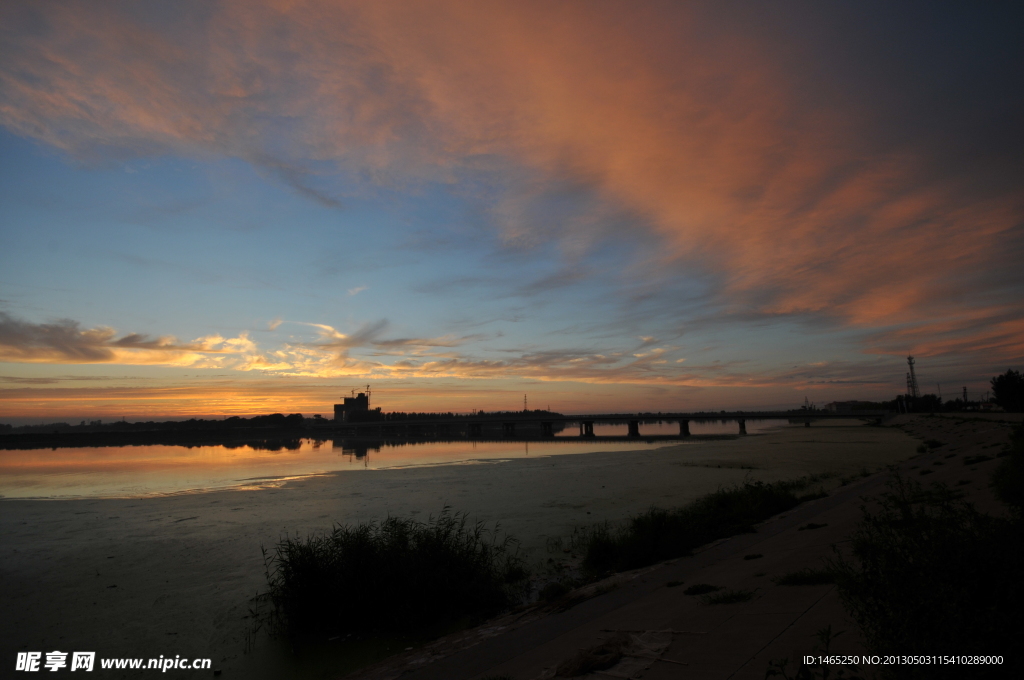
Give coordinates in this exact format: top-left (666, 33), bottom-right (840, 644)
top-left (991, 369), bottom-right (1024, 412)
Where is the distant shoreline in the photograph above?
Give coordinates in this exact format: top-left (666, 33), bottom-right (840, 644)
top-left (0, 426), bottom-right (315, 450)
top-left (0, 409), bottom-right (885, 450)
top-left (0, 427), bottom-right (741, 451)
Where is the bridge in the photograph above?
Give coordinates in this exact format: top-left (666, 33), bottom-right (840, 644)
top-left (320, 411), bottom-right (890, 441)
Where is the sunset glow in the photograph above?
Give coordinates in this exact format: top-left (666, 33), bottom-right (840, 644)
top-left (2, 1), bottom-right (1021, 419)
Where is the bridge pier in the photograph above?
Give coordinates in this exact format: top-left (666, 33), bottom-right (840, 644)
top-left (468, 423), bottom-right (482, 437)
top-left (679, 419), bottom-right (690, 436)
top-left (541, 421), bottom-right (554, 437)
top-left (502, 422), bottom-right (516, 437)
top-left (628, 420), bottom-right (640, 436)
top-left (738, 418), bottom-right (747, 435)
top-left (579, 421), bottom-right (595, 437)
top-left (805, 419), bottom-right (811, 428)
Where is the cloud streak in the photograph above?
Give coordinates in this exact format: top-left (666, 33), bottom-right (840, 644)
top-left (0, 312), bottom-right (253, 367)
top-left (0, 312), bottom-right (851, 388)
top-left (1, 1), bottom-right (1021, 387)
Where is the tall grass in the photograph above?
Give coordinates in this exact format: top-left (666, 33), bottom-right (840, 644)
top-left (263, 508), bottom-right (529, 642)
top-left (576, 481), bottom-right (814, 574)
top-left (830, 473), bottom-right (1024, 679)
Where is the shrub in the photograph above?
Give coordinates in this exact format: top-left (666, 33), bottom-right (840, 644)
top-left (830, 474), bottom-right (1024, 679)
top-left (262, 508), bottom-right (529, 641)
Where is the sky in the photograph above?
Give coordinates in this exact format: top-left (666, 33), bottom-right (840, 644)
top-left (1, 0), bottom-right (1022, 420)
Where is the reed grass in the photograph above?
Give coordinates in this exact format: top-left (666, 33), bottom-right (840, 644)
top-left (574, 481), bottom-right (814, 574)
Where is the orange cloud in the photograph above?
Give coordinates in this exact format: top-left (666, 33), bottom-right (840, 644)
top-left (1, 1), bottom-right (1020, 368)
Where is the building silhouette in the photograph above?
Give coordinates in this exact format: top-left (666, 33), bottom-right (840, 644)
top-left (334, 392), bottom-right (368, 422)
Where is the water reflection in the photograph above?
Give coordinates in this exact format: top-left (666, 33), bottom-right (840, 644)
top-left (0, 420), bottom-right (791, 499)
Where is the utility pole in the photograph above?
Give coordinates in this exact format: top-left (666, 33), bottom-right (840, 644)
top-left (907, 356), bottom-right (920, 399)
top-left (963, 386), bottom-right (967, 403)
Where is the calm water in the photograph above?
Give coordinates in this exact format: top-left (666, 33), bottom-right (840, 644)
top-left (0, 419), bottom-right (790, 499)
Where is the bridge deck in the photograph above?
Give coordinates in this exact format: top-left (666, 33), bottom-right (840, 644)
top-left (328, 411), bottom-right (887, 429)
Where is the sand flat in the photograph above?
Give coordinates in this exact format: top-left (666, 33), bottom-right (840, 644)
top-left (0, 421), bottom-right (917, 678)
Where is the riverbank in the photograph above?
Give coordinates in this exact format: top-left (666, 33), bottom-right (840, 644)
top-left (348, 413), bottom-right (1020, 680)
top-left (0, 420), bottom-right (918, 678)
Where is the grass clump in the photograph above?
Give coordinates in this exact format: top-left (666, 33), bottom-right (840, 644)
top-left (703, 588), bottom-right (755, 604)
top-left (774, 567), bottom-right (835, 586)
top-left (554, 631), bottom-right (630, 677)
top-left (262, 508), bottom-right (529, 642)
top-left (538, 580), bottom-right (573, 603)
top-left (798, 522), bottom-right (827, 531)
top-left (830, 473), bottom-right (1024, 678)
top-left (766, 625), bottom-right (863, 679)
top-left (683, 583), bottom-right (721, 595)
top-left (576, 481), bottom-right (805, 574)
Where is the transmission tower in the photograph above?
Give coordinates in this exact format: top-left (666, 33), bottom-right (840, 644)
top-left (907, 356), bottom-right (920, 399)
